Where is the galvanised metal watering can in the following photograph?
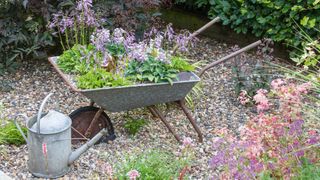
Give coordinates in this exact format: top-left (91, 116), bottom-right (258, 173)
top-left (14, 93), bottom-right (108, 178)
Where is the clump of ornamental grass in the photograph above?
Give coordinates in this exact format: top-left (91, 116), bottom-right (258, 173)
top-left (211, 78), bottom-right (320, 179)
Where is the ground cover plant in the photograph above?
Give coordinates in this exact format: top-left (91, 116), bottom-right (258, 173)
top-left (49, 0), bottom-right (197, 90)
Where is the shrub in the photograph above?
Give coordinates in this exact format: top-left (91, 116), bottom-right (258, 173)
top-left (94, 0), bottom-right (163, 39)
top-left (0, 0), bottom-right (76, 74)
top-left (176, 0), bottom-right (320, 54)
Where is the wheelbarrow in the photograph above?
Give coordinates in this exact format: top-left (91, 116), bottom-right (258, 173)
top-left (48, 17), bottom-right (268, 143)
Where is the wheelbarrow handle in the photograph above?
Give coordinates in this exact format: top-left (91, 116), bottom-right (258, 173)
top-left (172, 17), bottom-right (221, 54)
top-left (198, 40), bottom-right (264, 77)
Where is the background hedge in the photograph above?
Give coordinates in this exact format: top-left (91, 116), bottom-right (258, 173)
top-left (176, 0), bottom-right (320, 54)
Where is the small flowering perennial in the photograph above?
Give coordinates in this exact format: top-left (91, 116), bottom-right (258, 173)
top-left (182, 137), bottom-right (193, 148)
top-left (127, 169), bottom-right (140, 180)
top-left (238, 90), bottom-right (251, 105)
top-left (253, 89), bottom-right (269, 112)
top-left (210, 79), bottom-right (320, 179)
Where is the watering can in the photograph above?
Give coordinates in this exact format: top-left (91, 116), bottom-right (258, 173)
top-left (14, 93), bottom-right (108, 178)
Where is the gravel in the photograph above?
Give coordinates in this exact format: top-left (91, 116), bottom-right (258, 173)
top-left (0, 35), bottom-right (289, 179)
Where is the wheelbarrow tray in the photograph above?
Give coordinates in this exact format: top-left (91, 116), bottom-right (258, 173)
top-left (49, 57), bottom-right (200, 112)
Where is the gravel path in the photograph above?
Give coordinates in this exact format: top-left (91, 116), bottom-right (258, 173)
top-left (0, 36), bottom-right (287, 179)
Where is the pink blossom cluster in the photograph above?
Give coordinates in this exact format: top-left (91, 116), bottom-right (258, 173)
top-left (182, 137), bottom-right (193, 148)
top-left (253, 89), bottom-right (269, 112)
top-left (237, 90), bottom-right (251, 105)
top-left (127, 169), bottom-right (140, 180)
top-left (210, 79), bottom-right (319, 179)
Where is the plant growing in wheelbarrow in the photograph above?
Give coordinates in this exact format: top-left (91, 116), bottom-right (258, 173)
top-left (54, 26), bottom-right (197, 88)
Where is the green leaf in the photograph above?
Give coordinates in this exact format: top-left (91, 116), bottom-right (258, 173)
top-left (300, 16), bottom-right (309, 26)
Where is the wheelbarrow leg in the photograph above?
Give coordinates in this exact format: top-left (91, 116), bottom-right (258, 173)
top-left (177, 100), bottom-right (203, 143)
top-left (148, 106), bottom-right (182, 143)
top-left (85, 107), bottom-right (104, 137)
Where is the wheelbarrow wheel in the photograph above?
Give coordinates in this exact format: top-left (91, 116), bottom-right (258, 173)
top-left (69, 106), bottom-right (116, 144)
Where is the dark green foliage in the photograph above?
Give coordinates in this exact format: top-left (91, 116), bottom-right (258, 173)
top-left (124, 117), bottom-right (147, 136)
top-left (232, 63), bottom-right (271, 97)
top-left (125, 57), bottom-right (178, 85)
top-left (94, 0), bottom-right (162, 38)
top-left (116, 150), bottom-right (189, 180)
top-left (0, 121), bottom-right (27, 146)
top-left (170, 56), bottom-right (195, 72)
top-left (77, 68), bottom-right (132, 89)
top-left (176, 0), bottom-right (320, 53)
top-left (0, 0), bottom-right (73, 74)
top-left (106, 44), bottom-right (126, 57)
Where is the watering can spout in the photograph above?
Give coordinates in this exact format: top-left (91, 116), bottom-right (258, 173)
top-left (68, 128), bottom-right (108, 165)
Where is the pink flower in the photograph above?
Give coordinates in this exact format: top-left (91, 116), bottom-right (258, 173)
top-left (103, 163), bottom-right (113, 177)
top-left (296, 82), bottom-right (312, 94)
top-left (238, 90), bottom-right (250, 105)
top-left (182, 137), bottom-right (193, 147)
top-left (308, 130), bottom-right (317, 136)
top-left (271, 78), bottom-right (285, 90)
top-left (253, 89), bottom-right (270, 112)
top-left (127, 170), bottom-right (140, 180)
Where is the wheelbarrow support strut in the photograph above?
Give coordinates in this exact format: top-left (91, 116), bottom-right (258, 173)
top-left (147, 101), bottom-right (203, 144)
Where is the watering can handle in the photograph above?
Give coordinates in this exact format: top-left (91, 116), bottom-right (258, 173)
top-left (14, 114), bottom-right (29, 144)
top-left (36, 93), bottom-right (54, 134)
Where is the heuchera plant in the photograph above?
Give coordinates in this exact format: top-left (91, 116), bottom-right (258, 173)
top-left (210, 79), bottom-right (319, 179)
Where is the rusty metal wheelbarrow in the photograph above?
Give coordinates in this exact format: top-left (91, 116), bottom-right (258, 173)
top-left (48, 17), bottom-right (266, 143)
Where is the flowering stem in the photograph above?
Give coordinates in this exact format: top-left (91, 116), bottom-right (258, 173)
top-left (57, 29), bottom-right (66, 51)
top-left (81, 8), bottom-right (85, 45)
top-left (74, 20), bottom-right (79, 45)
top-left (65, 28), bottom-right (71, 50)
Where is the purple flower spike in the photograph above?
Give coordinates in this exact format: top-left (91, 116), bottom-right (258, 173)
top-left (91, 29), bottom-right (111, 51)
top-left (165, 23), bottom-right (175, 42)
top-left (128, 42), bottom-right (148, 62)
top-left (113, 28), bottom-right (126, 44)
top-left (154, 34), bottom-right (163, 49)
